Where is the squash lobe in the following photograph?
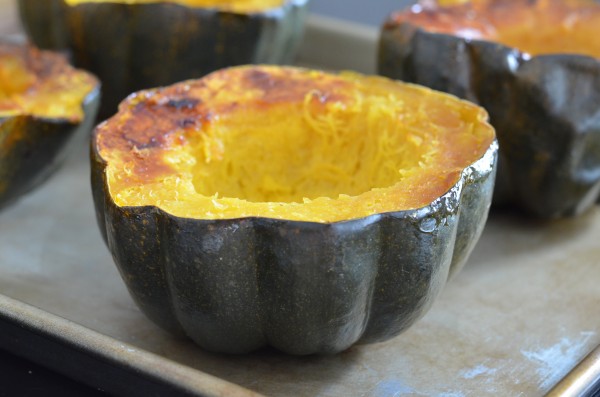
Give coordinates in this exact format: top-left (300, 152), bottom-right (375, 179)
top-left (91, 65), bottom-right (497, 354)
top-left (0, 43), bottom-right (99, 209)
top-left (18, 0), bottom-right (311, 117)
top-left (378, 0), bottom-right (600, 217)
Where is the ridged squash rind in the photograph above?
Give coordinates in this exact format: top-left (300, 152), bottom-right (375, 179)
top-left (91, 124), bottom-right (497, 355)
top-left (90, 64), bottom-right (497, 354)
top-left (18, 0), bottom-right (311, 117)
top-left (0, 43), bottom-right (100, 209)
top-left (378, 19), bottom-right (600, 218)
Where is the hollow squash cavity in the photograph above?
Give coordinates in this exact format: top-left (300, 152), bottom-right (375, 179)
top-left (95, 65), bottom-right (494, 223)
top-left (0, 43), bottom-right (98, 121)
top-left (396, 0), bottom-right (600, 58)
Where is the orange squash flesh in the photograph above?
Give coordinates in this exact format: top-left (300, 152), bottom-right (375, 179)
top-left (393, 0), bottom-right (600, 58)
top-left (63, 0), bottom-right (285, 12)
top-left (95, 65), bottom-right (494, 223)
top-left (0, 43), bottom-right (98, 122)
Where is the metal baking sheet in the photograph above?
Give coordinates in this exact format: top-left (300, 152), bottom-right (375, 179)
top-left (1, 6), bottom-right (600, 397)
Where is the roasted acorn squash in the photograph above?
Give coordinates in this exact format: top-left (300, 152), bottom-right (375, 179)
top-left (18, 0), bottom-right (311, 117)
top-left (379, 0), bottom-right (600, 218)
top-left (0, 42), bottom-right (99, 209)
top-left (91, 65), bottom-right (497, 354)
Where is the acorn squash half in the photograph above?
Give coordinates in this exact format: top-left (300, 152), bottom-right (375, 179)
top-left (18, 0), bottom-right (311, 117)
top-left (91, 65), bottom-right (497, 354)
top-left (378, 0), bottom-right (600, 218)
top-left (0, 42), bottom-right (99, 209)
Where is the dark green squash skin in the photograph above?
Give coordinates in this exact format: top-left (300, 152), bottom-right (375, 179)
top-left (18, 0), bottom-right (311, 118)
top-left (378, 22), bottom-right (600, 218)
top-left (0, 87), bottom-right (100, 209)
top-left (91, 130), bottom-right (497, 354)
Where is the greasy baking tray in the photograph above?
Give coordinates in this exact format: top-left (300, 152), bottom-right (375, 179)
top-left (1, 10), bottom-right (600, 397)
